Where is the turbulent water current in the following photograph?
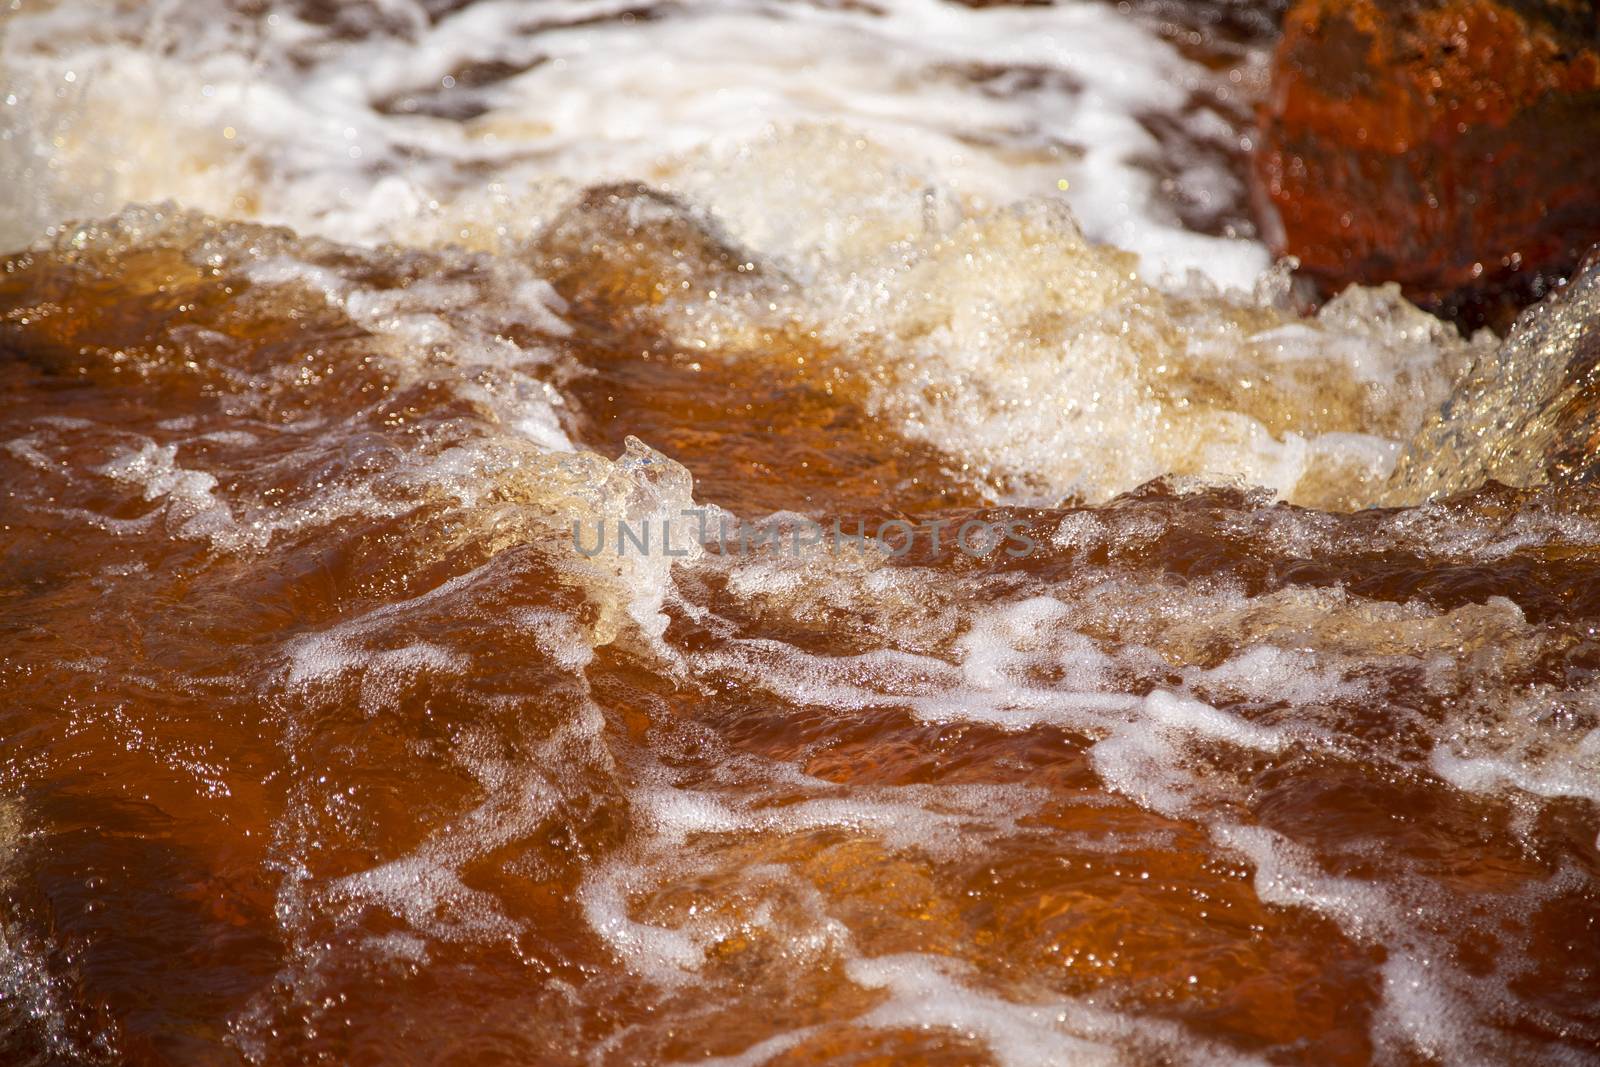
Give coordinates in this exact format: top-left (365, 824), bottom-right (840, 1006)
top-left (1, 1), bottom-right (1599, 1064)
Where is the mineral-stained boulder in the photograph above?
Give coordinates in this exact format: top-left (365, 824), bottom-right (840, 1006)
top-left (1253, 0), bottom-right (1600, 331)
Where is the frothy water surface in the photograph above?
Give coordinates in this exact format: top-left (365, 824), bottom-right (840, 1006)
top-left (2, 2), bottom-right (1599, 1065)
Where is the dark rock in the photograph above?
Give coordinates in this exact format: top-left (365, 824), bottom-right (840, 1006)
top-left (1253, 0), bottom-right (1600, 332)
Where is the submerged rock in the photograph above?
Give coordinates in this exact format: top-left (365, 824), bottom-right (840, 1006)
top-left (1254, 0), bottom-right (1600, 331)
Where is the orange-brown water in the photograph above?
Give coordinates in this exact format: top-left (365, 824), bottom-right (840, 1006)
top-left (5, 0), bottom-right (1600, 1062)
top-left (1, 201), bottom-right (1598, 1067)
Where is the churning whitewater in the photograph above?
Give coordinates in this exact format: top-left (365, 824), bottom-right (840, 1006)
top-left (1, 1), bottom-right (1598, 1065)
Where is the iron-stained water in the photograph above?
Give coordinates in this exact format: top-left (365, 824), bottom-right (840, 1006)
top-left (1, 2), bottom-right (1598, 1066)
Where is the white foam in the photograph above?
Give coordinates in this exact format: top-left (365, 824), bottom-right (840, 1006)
top-left (849, 954), bottom-right (1122, 1066)
top-left (5, 4), bottom-right (1595, 1064)
top-left (328, 852), bottom-right (520, 945)
top-left (1214, 823), bottom-right (1596, 1066)
top-left (4, 1), bottom-right (1499, 510)
top-left (1, 0), bottom-right (1266, 287)
top-left (512, 608), bottom-right (596, 672)
top-left (846, 953), bottom-right (1266, 1067)
top-left (1431, 741), bottom-right (1600, 805)
top-left (1189, 644), bottom-right (1369, 710)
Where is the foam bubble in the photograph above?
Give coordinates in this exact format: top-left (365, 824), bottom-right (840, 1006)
top-left (0, 0), bottom-right (1270, 289)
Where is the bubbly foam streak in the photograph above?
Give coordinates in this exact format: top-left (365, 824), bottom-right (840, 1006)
top-left (2, 2), bottom-right (1599, 1065)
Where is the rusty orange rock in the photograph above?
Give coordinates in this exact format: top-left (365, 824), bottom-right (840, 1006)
top-left (1254, 0), bottom-right (1600, 330)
